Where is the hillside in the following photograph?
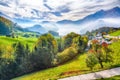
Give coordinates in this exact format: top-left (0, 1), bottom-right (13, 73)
top-left (110, 30), bottom-right (120, 36)
top-left (13, 53), bottom-right (87, 80)
top-left (85, 27), bottom-right (120, 37)
top-left (25, 25), bottom-right (47, 34)
top-left (0, 36), bottom-right (37, 49)
top-left (0, 16), bottom-right (24, 35)
top-left (0, 16), bottom-right (13, 27)
top-left (48, 30), bottom-right (59, 36)
top-left (0, 16), bottom-right (13, 35)
top-left (57, 7), bottom-right (120, 24)
top-left (0, 16), bottom-right (41, 38)
top-left (13, 40), bottom-right (120, 80)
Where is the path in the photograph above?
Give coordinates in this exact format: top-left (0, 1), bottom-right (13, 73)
top-left (59, 67), bottom-right (120, 80)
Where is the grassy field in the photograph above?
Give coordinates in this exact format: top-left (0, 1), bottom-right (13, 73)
top-left (0, 36), bottom-right (37, 49)
top-left (110, 30), bottom-right (120, 36)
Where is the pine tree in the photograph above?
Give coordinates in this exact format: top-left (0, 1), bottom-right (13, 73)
top-left (14, 42), bottom-right (25, 64)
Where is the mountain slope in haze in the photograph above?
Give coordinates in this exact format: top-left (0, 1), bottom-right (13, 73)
top-left (89, 27), bottom-right (120, 34)
top-left (80, 18), bottom-right (120, 34)
top-left (48, 30), bottom-right (59, 36)
top-left (25, 25), bottom-right (47, 34)
top-left (0, 16), bottom-right (13, 35)
top-left (57, 7), bottom-right (120, 24)
top-left (0, 16), bottom-right (30, 35)
top-left (56, 7), bottom-right (120, 35)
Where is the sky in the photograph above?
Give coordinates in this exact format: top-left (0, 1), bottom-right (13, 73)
top-left (0, 0), bottom-right (120, 23)
top-left (0, 0), bottom-right (120, 35)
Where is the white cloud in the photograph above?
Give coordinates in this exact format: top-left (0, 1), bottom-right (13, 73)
top-left (57, 24), bottom-right (80, 35)
top-left (0, 0), bottom-right (120, 26)
top-left (79, 18), bottom-right (120, 33)
top-left (55, 18), bottom-right (120, 35)
top-left (51, 0), bottom-right (120, 21)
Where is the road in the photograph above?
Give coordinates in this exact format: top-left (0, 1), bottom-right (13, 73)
top-left (59, 67), bottom-right (120, 80)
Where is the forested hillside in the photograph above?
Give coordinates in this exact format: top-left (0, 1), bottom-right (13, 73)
top-left (0, 16), bottom-right (13, 35)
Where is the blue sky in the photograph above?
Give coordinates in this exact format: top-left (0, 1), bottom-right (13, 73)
top-left (0, 0), bottom-right (120, 35)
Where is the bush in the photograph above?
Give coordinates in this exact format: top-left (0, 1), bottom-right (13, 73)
top-left (57, 47), bottom-right (78, 64)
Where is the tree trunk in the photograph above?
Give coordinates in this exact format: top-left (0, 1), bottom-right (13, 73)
top-left (98, 57), bottom-right (104, 68)
top-left (99, 61), bottom-right (103, 68)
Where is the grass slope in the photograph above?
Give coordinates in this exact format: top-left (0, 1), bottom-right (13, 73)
top-left (13, 53), bottom-right (88, 80)
top-left (0, 36), bottom-right (37, 49)
top-left (12, 40), bottom-right (120, 80)
top-left (110, 30), bottom-right (120, 36)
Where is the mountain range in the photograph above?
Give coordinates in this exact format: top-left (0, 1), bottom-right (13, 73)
top-left (57, 7), bottom-right (120, 24)
top-left (0, 16), bottom-right (59, 36)
top-left (0, 7), bottom-right (120, 35)
top-left (25, 25), bottom-right (47, 34)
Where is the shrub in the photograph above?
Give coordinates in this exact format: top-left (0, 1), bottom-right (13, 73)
top-left (57, 47), bottom-right (78, 64)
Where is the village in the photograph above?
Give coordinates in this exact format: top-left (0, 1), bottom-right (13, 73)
top-left (86, 32), bottom-right (120, 51)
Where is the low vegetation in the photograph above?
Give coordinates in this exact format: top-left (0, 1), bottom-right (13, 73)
top-left (13, 40), bottom-right (120, 80)
top-left (0, 29), bottom-right (120, 80)
top-left (0, 32), bottom-right (88, 80)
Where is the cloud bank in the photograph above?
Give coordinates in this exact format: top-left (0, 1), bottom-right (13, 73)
top-left (0, 0), bottom-right (120, 23)
top-left (57, 18), bottom-right (120, 35)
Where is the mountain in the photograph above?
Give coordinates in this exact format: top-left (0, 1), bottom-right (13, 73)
top-left (0, 16), bottom-right (13, 35)
top-left (79, 18), bottom-right (120, 34)
top-left (57, 7), bottom-right (120, 24)
top-left (25, 25), bottom-right (47, 34)
top-left (90, 27), bottom-right (120, 34)
top-left (48, 30), bottom-right (59, 36)
top-left (0, 16), bottom-right (32, 36)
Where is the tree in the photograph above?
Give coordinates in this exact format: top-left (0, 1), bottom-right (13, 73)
top-left (95, 49), bottom-right (104, 68)
top-left (72, 36), bottom-right (88, 53)
top-left (19, 44), bottom-right (32, 73)
top-left (88, 41), bottom-right (113, 68)
top-left (63, 32), bottom-right (80, 49)
top-left (101, 42), bottom-right (113, 63)
top-left (33, 33), bottom-right (58, 68)
top-left (14, 42), bottom-right (25, 64)
top-left (57, 37), bottom-right (64, 52)
top-left (0, 45), bottom-right (18, 80)
top-left (86, 53), bottom-right (98, 70)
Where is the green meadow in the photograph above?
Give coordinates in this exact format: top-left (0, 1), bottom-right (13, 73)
top-left (110, 30), bottom-right (120, 36)
top-left (0, 36), bottom-right (37, 49)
